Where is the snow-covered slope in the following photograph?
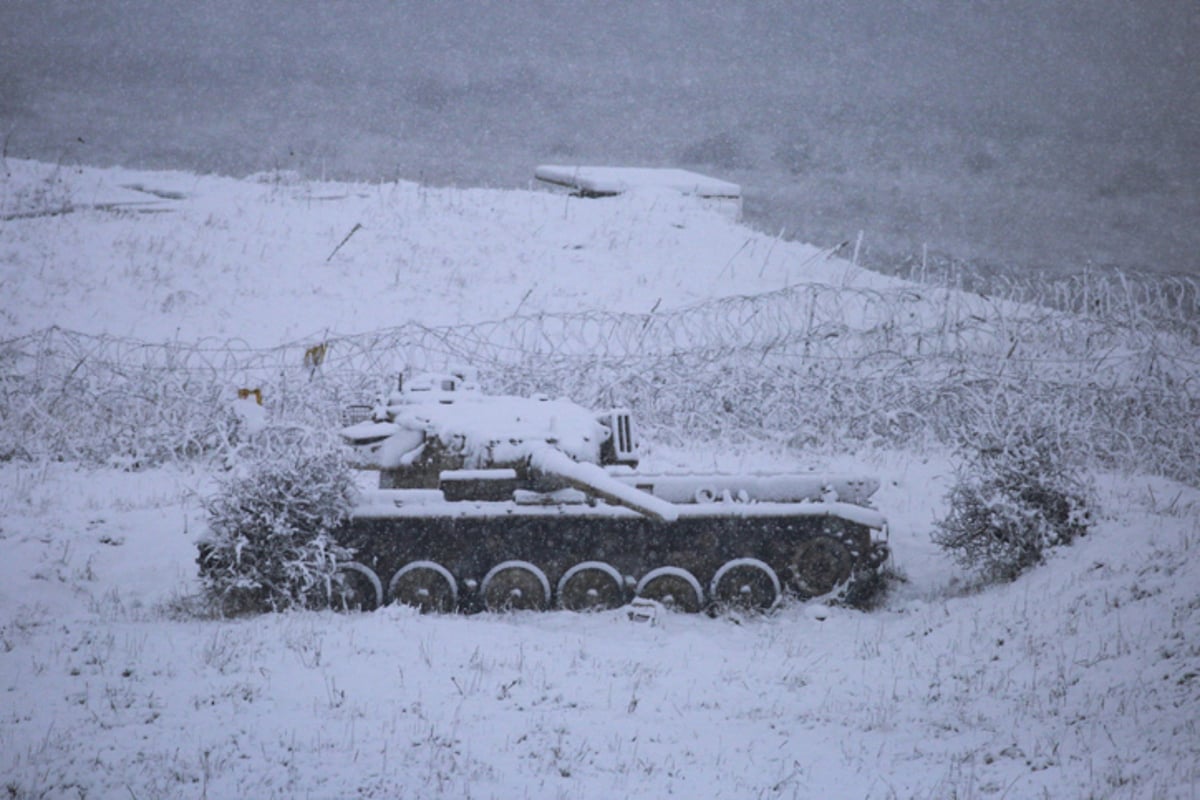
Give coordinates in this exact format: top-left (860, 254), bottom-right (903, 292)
top-left (0, 161), bottom-right (1197, 798)
top-left (1, 159), bottom-right (895, 345)
top-left (1, 462), bottom-right (1196, 799)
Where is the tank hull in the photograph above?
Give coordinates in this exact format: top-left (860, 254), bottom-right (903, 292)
top-left (338, 494), bottom-right (888, 613)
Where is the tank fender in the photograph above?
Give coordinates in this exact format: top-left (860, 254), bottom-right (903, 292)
top-left (612, 473), bottom-right (880, 506)
top-left (824, 502), bottom-right (887, 531)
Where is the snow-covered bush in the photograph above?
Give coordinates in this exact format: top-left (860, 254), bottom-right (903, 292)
top-left (933, 424), bottom-right (1094, 584)
top-left (197, 435), bottom-right (357, 614)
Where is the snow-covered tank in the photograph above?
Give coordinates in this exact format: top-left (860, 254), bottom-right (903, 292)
top-left (333, 372), bottom-right (889, 614)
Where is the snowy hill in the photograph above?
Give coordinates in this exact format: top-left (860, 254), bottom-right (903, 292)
top-left (0, 161), bottom-right (1197, 798)
top-left (0, 159), bottom-right (896, 345)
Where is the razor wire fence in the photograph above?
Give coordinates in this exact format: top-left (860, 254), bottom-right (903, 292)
top-left (1, 281), bottom-right (1197, 482)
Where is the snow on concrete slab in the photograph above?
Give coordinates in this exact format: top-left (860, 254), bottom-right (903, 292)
top-left (534, 164), bottom-right (742, 198)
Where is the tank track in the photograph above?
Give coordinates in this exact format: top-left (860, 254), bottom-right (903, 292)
top-left (329, 503), bottom-right (889, 614)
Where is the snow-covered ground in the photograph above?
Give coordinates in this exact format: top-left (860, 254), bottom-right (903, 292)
top-left (1, 161), bottom-right (1197, 798)
top-left (0, 159), bottom-right (897, 345)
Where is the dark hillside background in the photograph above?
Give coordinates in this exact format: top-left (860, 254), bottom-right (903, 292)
top-left (2, 1), bottom-right (1196, 276)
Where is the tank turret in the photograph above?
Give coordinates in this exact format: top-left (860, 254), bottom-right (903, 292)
top-left (341, 371), bottom-right (665, 515)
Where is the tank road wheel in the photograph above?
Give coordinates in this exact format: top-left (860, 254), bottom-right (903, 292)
top-left (786, 536), bottom-right (853, 598)
top-left (482, 560), bottom-right (551, 612)
top-left (710, 558), bottom-right (781, 612)
top-left (557, 561), bottom-right (627, 612)
top-left (636, 567), bottom-right (704, 613)
top-left (389, 561), bottom-right (459, 614)
top-left (330, 562), bottom-right (384, 612)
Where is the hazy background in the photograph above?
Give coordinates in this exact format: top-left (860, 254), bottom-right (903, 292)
top-left (2, 1), bottom-right (1196, 276)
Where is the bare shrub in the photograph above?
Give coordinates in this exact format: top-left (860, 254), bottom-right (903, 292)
top-left (933, 417), bottom-right (1094, 584)
top-left (197, 434), bottom-right (356, 614)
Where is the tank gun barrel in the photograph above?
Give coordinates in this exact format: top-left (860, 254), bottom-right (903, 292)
top-left (527, 445), bottom-right (680, 522)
